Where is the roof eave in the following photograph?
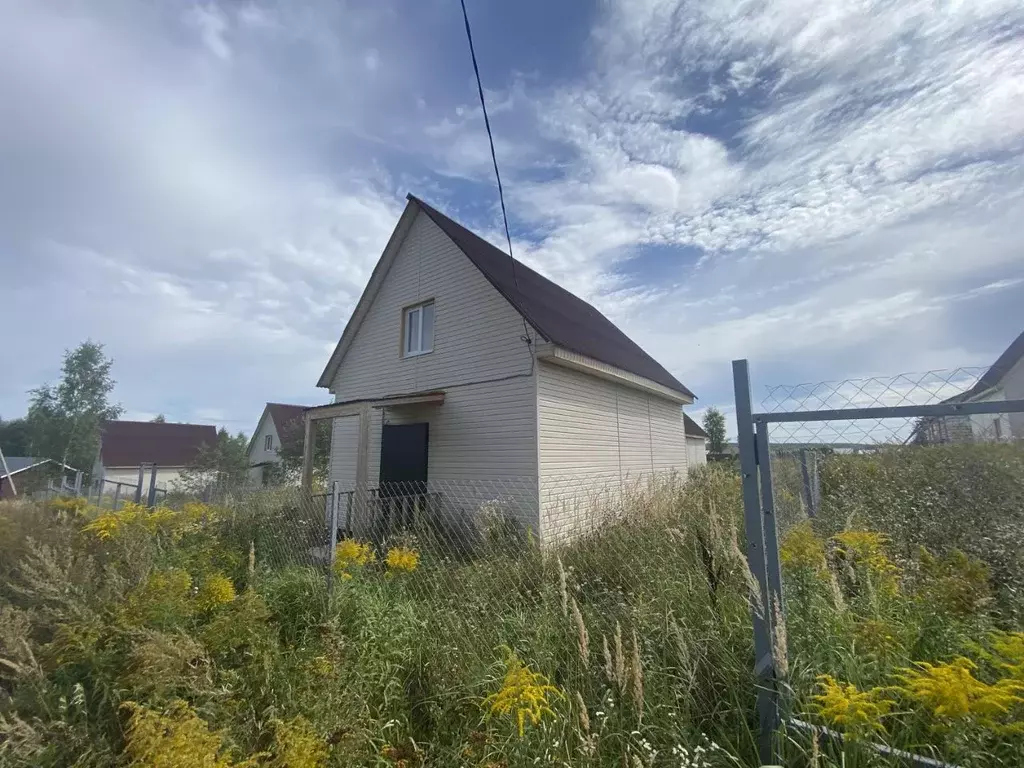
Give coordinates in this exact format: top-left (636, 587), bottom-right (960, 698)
top-left (316, 200), bottom-right (421, 389)
top-left (536, 343), bottom-right (694, 404)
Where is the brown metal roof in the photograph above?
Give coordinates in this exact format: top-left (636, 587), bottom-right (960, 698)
top-left (265, 403), bottom-right (307, 452)
top-left (409, 195), bottom-right (695, 400)
top-left (100, 421), bottom-right (217, 468)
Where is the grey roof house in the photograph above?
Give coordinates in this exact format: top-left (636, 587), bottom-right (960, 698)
top-left (914, 328), bottom-right (1024, 444)
top-left (313, 194), bottom-right (699, 543)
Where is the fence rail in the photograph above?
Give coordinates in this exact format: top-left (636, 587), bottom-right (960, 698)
top-left (733, 358), bottom-right (1024, 765)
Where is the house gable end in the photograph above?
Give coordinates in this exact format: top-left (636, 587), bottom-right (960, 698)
top-left (324, 206), bottom-right (536, 402)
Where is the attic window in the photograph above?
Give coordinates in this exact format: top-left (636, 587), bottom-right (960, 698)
top-left (403, 301), bottom-right (434, 357)
top-left (265, 434), bottom-right (273, 451)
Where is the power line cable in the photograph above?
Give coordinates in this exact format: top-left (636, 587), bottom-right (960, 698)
top-left (458, 0), bottom-right (534, 351)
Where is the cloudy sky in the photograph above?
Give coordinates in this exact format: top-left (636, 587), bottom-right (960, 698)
top-left (2, 0), bottom-right (1022, 434)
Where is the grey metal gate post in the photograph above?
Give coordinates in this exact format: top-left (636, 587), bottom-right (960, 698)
top-left (756, 421), bottom-right (783, 618)
top-left (134, 465), bottom-right (145, 503)
top-left (732, 359), bottom-right (779, 765)
top-left (113, 482), bottom-right (122, 511)
top-left (147, 465), bottom-right (159, 507)
top-left (328, 481), bottom-right (340, 590)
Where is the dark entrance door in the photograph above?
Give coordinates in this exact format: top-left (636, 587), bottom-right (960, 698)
top-left (379, 423), bottom-right (429, 494)
top-left (377, 423), bottom-right (429, 539)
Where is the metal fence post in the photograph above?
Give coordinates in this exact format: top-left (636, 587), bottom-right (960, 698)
top-left (73, 471), bottom-right (83, 495)
top-left (756, 421), bottom-right (784, 628)
top-left (134, 466), bottom-right (145, 503)
top-left (147, 465), bottom-right (159, 507)
top-left (113, 482), bottom-right (122, 511)
top-left (328, 481), bottom-right (340, 592)
top-left (732, 359), bottom-right (779, 765)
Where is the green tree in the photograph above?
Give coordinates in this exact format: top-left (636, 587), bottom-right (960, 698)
top-left (269, 416), bottom-right (329, 487)
top-left (702, 406), bottom-right (727, 457)
top-left (26, 341), bottom-right (123, 472)
top-left (151, 414), bottom-right (167, 423)
top-left (0, 417), bottom-right (31, 456)
top-left (176, 428), bottom-right (250, 496)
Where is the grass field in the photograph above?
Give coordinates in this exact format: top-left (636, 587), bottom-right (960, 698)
top-left (1, 445), bottom-right (1023, 768)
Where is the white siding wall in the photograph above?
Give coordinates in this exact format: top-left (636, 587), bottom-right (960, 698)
top-left (101, 466), bottom-right (184, 491)
top-left (327, 211), bottom-right (539, 530)
top-left (1002, 356), bottom-right (1024, 439)
top-left (687, 436), bottom-right (707, 469)
top-left (248, 413), bottom-right (281, 468)
top-left (537, 361), bottom-right (689, 542)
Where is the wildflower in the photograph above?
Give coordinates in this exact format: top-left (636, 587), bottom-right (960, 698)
top-left (833, 529), bottom-right (900, 596)
top-left (780, 522), bottom-right (826, 571)
top-left (268, 716), bottom-right (328, 768)
top-left (384, 545), bottom-right (420, 574)
top-left (122, 700), bottom-right (245, 768)
top-left (195, 573), bottom-right (237, 612)
top-left (483, 649), bottom-right (564, 737)
top-left (894, 657), bottom-right (1024, 727)
top-left (83, 511), bottom-right (124, 540)
top-left (813, 674), bottom-right (892, 736)
top-left (50, 495), bottom-right (89, 515)
top-left (853, 619), bottom-right (901, 659)
top-left (333, 539), bottom-right (374, 577)
top-left (988, 632), bottom-right (1024, 680)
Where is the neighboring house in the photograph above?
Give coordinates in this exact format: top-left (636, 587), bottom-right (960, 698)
top-left (914, 329), bottom-right (1024, 444)
top-left (247, 403), bottom-right (307, 485)
top-left (683, 414), bottom-right (708, 469)
top-left (315, 194), bottom-right (697, 543)
top-left (0, 457), bottom-right (76, 499)
top-left (95, 421), bottom-right (218, 489)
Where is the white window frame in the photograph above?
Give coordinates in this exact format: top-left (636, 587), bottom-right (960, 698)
top-left (402, 300), bottom-right (434, 357)
top-left (265, 434), bottom-right (273, 451)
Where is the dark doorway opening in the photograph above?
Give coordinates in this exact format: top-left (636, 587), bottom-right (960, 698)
top-left (376, 423), bottom-right (429, 539)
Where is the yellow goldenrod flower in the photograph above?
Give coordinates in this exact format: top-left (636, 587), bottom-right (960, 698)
top-left (484, 650), bottom-right (564, 737)
top-left (988, 632), bottom-right (1024, 681)
top-left (385, 545), bottom-right (420, 573)
top-left (268, 716), bottom-right (328, 768)
top-left (195, 573), bottom-right (237, 612)
top-left (122, 700), bottom-right (257, 768)
top-left (833, 530), bottom-right (900, 595)
top-left (894, 657), bottom-right (1024, 726)
top-left (813, 675), bottom-right (892, 735)
top-left (781, 522), bottom-right (826, 571)
top-left (83, 512), bottom-right (124, 540)
top-left (50, 496), bottom-right (90, 515)
top-left (333, 539), bottom-right (375, 577)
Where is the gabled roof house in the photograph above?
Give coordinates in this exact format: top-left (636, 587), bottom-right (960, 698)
top-left (915, 329), bottom-right (1024, 444)
top-left (248, 403), bottom-right (307, 484)
top-left (313, 194), bottom-right (698, 542)
top-left (95, 421), bottom-right (218, 490)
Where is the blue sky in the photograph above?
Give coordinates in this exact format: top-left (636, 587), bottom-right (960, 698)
top-left (1, 0), bottom-right (1022, 435)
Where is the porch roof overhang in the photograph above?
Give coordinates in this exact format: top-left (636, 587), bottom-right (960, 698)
top-left (303, 390), bottom-right (446, 423)
top-left (300, 390), bottom-right (445, 492)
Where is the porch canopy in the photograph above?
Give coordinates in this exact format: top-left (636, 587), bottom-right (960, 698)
top-left (301, 390), bottom-right (446, 492)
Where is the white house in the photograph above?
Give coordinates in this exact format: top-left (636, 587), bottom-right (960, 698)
top-left (247, 403), bottom-right (307, 484)
top-left (684, 414), bottom-right (708, 468)
top-left (915, 329), bottom-right (1024, 444)
top-left (95, 421), bottom-right (217, 491)
top-left (311, 194), bottom-right (699, 543)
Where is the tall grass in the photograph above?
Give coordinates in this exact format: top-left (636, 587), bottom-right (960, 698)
top-left (1, 446), bottom-right (1022, 767)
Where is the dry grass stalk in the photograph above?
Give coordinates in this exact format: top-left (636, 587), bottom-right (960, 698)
top-left (557, 556), bottom-right (568, 618)
top-left (575, 690), bottom-right (590, 734)
top-left (631, 755), bottom-right (645, 768)
top-left (771, 595), bottom-right (789, 679)
top-left (810, 726), bottom-right (820, 768)
top-left (247, 541), bottom-right (256, 586)
top-left (571, 597), bottom-right (589, 668)
top-left (670, 619), bottom-right (695, 693)
top-left (602, 635), bottom-right (614, 684)
top-left (631, 629), bottom-right (644, 724)
top-left (614, 622), bottom-right (626, 691)
top-left (827, 570), bottom-right (846, 611)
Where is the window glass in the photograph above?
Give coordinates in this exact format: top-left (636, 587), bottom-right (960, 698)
top-left (420, 302), bottom-right (434, 352)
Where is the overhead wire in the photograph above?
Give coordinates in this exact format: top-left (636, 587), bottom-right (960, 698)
top-left (458, 0), bottom-right (534, 356)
